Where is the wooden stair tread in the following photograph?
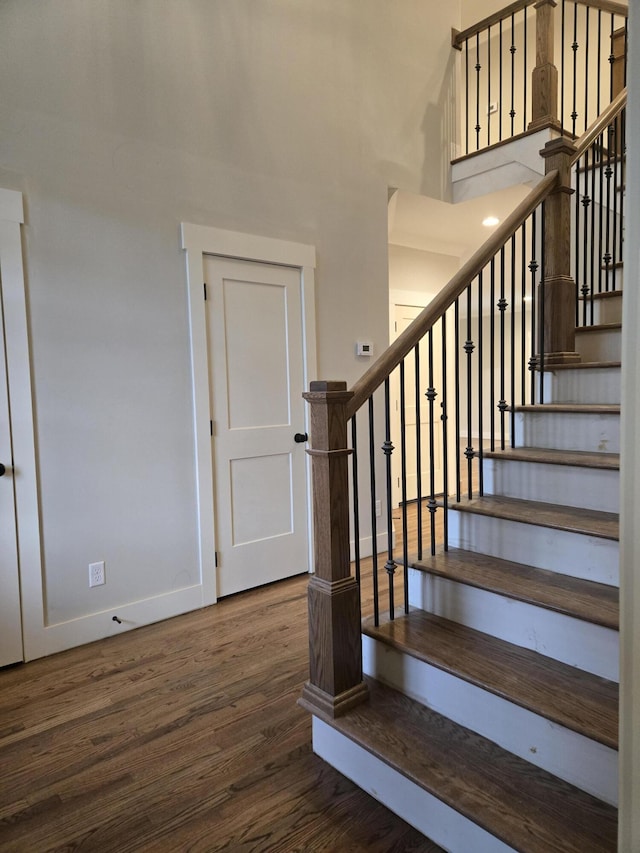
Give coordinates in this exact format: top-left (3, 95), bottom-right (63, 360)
top-left (363, 608), bottom-right (618, 747)
top-left (578, 290), bottom-right (622, 301)
top-left (324, 678), bottom-right (617, 852)
top-left (575, 322), bottom-right (622, 333)
top-left (541, 360), bottom-right (621, 371)
top-left (449, 495), bottom-right (619, 540)
top-left (483, 446), bottom-right (619, 470)
top-left (516, 403), bottom-right (620, 414)
top-left (411, 547), bottom-right (619, 629)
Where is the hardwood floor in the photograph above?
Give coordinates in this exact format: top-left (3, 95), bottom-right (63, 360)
top-left (0, 571), bottom-right (442, 852)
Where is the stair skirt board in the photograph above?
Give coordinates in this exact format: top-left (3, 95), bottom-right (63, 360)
top-left (514, 411), bottom-right (620, 453)
top-left (537, 366), bottom-right (621, 405)
top-left (312, 716), bottom-right (516, 853)
top-left (362, 636), bottom-right (618, 805)
top-left (407, 570), bottom-right (618, 681)
top-left (447, 510), bottom-right (619, 586)
top-left (483, 458), bottom-right (619, 512)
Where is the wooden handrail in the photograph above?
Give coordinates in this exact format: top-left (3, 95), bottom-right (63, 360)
top-left (452, 0), bottom-right (534, 49)
top-left (346, 170), bottom-right (560, 420)
top-left (452, 0), bottom-right (627, 50)
top-left (571, 87), bottom-right (627, 163)
top-left (573, 0), bottom-right (628, 17)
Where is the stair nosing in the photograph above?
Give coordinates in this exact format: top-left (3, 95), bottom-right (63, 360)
top-left (363, 608), bottom-right (618, 748)
top-left (515, 403), bottom-right (620, 414)
top-left (482, 447), bottom-right (619, 470)
top-left (540, 360), bottom-right (621, 371)
top-left (409, 546), bottom-right (619, 630)
top-left (316, 678), bottom-right (618, 853)
top-left (447, 495), bottom-right (619, 541)
top-left (575, 322), bottom-right (622, 333)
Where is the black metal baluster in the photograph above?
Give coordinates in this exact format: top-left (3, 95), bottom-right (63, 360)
top-left (351, 415), bottom-right (361, 590)
top-left (465, 286), bottom-right (475, 496)
top-left (571, 1), bottom-right (579, 136)
top-left (498, 248), bottom-right (508, 449)
top-left (368, 395), bottom-right (379, 626)
top-left (465, 38), bottom-right (470, 154)
top-left (539, 204), bottom-right (546, 404)
top-left (584, 7), bottom-right (590, 132)
top-left (382, 379), bottom-right (396, 619)
top-left (455, 298), bottom-right (461, 501)
top-left (575, 149), bottom-right (581, 322)
top-left (612, 114), bottom-right (619, 271)
top-left (597, 11), bottom-right (602, 118)
top-left (604, 122), bottom-right (613, 284)
top-left (510, 13), bottom-right (516, 137)
top-left (618, 108), bottom-right (626, 291)
top-left (523, 8), bottom-right (528, 132)
top-left (490, 258), bottom-right (496, 450)
top-left (499, 20), bottom-right (503, 142)
top-left (609, 14), bottom-right (615, 102)
top-left (487, 25), bottom-right (492, 148)
top-left (521, 221), bottom-right (527, 405)
top-left (529, 211), bottom-right (538, 404)
top-left (427, 329), bottom-right (438, 554)
top-left (510, 235), bottom-right (516, 448)
top-left (589, 137), bottom-right (597, 322)
top-left (399, 361), bottom-right (409, 615)
top-left (598, 128), bottom-right (605, 293)
top-left (477, 274), bottom-right (484, 495)
top-left (476, 32), bottom-right (482, 150)
top-left (441, 315), bottom-right (449, 550)
top-left (580, 150), bottom-right (593, 325)
top-left (415, 344), bottom-right (423, 560)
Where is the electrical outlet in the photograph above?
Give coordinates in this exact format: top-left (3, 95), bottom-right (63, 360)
top-left (375, 500), bottom-right (381, 517)
top-left (89, 561), bottom-right (105, 587)
top-left (488, 101), bottom-right (499, 115)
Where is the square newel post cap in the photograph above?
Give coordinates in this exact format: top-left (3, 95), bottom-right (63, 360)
top-left (540, 136), bottom-right (577, 160)
top-left (308, 380), bottom-right (348, 393)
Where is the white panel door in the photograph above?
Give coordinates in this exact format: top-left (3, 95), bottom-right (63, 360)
top-left (205, 256), bottom-right (309, 597)
top-left (392, 304), bottom-right (443, 507)
top-left (0, 279), bottom-right (23, 666)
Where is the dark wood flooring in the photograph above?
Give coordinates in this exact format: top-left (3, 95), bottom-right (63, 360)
top-left (0, 573), bottom-right (442, 853)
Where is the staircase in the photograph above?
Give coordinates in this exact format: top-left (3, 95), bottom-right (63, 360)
top-left (311, 294), bottom-right (621, 851)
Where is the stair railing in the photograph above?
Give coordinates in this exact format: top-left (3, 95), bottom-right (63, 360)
top-left (453, 0), bottom-right (627, 156)
top-left (300, 94), bottom-right (627, 720)
top-left (571, 87), bottom-right (626, 325)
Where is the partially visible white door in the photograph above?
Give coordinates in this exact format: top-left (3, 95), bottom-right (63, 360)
top-left (0, 282), bottom-right (23, 666)
top-left (392, 303), bottom-right (443, 507)
top-left (204, 256), bottom-right (310, 597)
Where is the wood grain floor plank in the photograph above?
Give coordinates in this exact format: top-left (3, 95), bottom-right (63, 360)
top-left (0, 575), bottom-right (440, 852)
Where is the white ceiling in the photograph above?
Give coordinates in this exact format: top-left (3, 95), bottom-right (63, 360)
top-left (388, 182), bottom-right (532, 260)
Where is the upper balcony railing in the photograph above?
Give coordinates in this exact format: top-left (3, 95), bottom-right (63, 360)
top-left (453, 0), bottom-right (627, 157)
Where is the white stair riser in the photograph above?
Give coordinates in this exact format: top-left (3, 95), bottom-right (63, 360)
top-left (579, 294), bottom-right (622, 324)
top-left (363, 636), bottom-right (618, 805)
top-left (483, 458), bottom-right (619, 512)
top-left (537, 366), bottom-right (621, 404)
top-left (407, 570), bottom-right (618, 681)
top-left (313, 717), bottom-right (516, 853)
top-left (575, 327), bottom-right (621, 362)
top-left (447, 509), bottom-right (619, 586)
top-left (514, 411), bottom-right (620, 453)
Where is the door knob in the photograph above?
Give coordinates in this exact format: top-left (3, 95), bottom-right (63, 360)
top-left (294, 432), bottom-right (308, 443)
top-left (0, 463), bottom-right (5, 476)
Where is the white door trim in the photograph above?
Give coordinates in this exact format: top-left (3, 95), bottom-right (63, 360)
top-left (181, 224), bottom-right (317, 603)
top-left (0, 189), bottom-right (43, 661)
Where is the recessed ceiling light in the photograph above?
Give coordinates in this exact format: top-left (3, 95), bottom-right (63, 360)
top-left (482, 216), bottom-right (500, 227)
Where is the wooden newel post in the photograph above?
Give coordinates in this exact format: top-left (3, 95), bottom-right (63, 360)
top-left (539, 137), bottom-right (580, 365)
top-left (299, 380), bottom-right (369, 718)
top-left (529, 0), bottom-right (561, 132)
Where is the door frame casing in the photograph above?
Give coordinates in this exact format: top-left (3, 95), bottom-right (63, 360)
top-left (0, 189), bottom-right (42, 661)
top-left (181, 224), bottom-right (317, 603)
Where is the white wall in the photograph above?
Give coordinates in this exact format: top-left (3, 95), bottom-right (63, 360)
top-left (0, 0), bottom-right (461, 653)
